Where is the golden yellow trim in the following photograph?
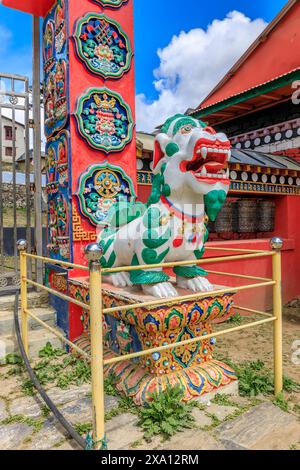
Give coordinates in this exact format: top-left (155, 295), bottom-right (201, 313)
top-left (25, 278), bottom-right (90, 310)
top-left (272, 249), bottom-right (283, 395)
top-left (20, 252), bottom-right (28, 356)
top-left (234, 305), bottom-right (273, 317)
top-left (25, 309), bottom-right (90, 360)
top-left (89, 261), bottom-right (105, 450)
top-left (205, 246), bottom-right (269, 254)
top-left (102, 251), bottom-right (274, 274)
top-left (19, 242), bottom-right (283, 448)
top-left (205, 270), bottom-right (272, 282)
top-left (24, 253), bottom-right (89, 271)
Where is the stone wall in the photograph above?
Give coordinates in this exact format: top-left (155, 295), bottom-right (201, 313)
top-left (2, 183), bottom-right (34, 209)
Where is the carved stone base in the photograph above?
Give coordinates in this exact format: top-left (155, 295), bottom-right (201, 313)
top-left (73, 335), bottom-right (237, 405)
top-left (71, 282), bottom-right (238, 405)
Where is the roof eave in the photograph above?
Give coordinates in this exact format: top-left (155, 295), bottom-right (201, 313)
top-left (196, 0), bottom-right (299, 111)
top-left (190, 69), bottom-right (300, 120)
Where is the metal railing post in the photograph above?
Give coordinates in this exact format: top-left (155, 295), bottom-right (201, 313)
top-left (84, 243), bottom-right (105, 450)
top-left (271, 237), bottom-right (283, 396)
top-left (17, 240), bottom-right (28, 356)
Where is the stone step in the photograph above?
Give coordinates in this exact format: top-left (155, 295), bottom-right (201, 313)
top-left (214, 402), bottom-right (300, 450)
top-left (0, 307), bottom-right (57, 336)
top-left (0, 328), bottom-right (65, 360)
top-left (0, 291), bottom-right (49, 311)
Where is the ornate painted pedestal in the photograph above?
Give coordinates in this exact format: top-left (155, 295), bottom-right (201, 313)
top-left (69, 279), bottom-right (238, 405)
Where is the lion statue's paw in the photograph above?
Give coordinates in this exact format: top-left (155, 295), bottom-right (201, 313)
top-left (142, 282), bottom-right (178, 299)
top-left (103, 272), bottom-right (133, 288)
top-left (177, 276), bottom-right (213, 293)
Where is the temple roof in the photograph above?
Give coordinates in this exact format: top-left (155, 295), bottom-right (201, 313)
top-left (2, 0), bottom-right (55, 17)
top-left (230, 148), bottom-right (300, 171)
top-left (191, 0), bottom-right (300, 124)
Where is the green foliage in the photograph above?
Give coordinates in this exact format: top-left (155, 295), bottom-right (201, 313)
top-left (283, 376), bottom-right (300, 393)
top-left (212, 393), bottom-right (235, 407)
top-left (104, 396), bottom-right (137, 422)
top-left (293, 404), bottom-right (300, 416)
top-left (104, 373), bottom-right (118, 397)
top-left (75, 422), bottom-right (93, 436)
top-left (138, 386), bottom-right (195, 441)
top-left (7, 365), bottom-right (24, 376)
top-left (38, 342), bottom-right (66, 358)
top-left (226, 313), bottom-right (243, 325)
top-left (21, 353), bottom-right (91, 394)
top-left (21, 378), bottom-right (35, 397)
top-left (5, 353), bottom-right (23, 365)
top-left (232, 360), bottom-right (300, 397)
top-left (273, 393), bottom-right (289, 412)
top-left (1, 414), bottom-right (44, 433)
top-left (56, 359), bottom-right (91, 389)
top-left (236, 361), bottom-right (274, 397)
top-left (206, 413), bottom-right (221, 428)
top-left (41, 404), bottom-right (51, 418)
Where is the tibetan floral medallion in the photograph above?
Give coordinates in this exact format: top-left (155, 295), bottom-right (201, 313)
top-left (75, 88), bottom-right (133, 153)
top-left (74, 13), bottom-right (132, 79)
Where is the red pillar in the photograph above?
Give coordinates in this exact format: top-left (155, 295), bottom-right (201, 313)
top-left (44, 0), bottom-right (136, 266)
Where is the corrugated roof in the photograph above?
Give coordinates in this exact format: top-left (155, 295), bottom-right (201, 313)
top-left (230, 149), bottom-right (300, 171)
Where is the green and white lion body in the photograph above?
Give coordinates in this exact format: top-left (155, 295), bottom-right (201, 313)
top-left (98, 114), bottom-right (231, 298)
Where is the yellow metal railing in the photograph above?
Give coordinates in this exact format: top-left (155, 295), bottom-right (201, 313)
top-left (16, 238), bottom-right (284, 450)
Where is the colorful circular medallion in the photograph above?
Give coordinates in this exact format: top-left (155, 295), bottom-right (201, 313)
top-left (74, 13), bottom-right (132, 79)
top-left (77, 164), bottom-right (136, 226)
top-left (75, 87), bottom-right (133, 153)
top-left (91, 0), bottom-right (129, 8)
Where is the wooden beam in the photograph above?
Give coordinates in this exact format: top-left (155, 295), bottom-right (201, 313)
top-left (231, 103), bottom-right (253, 111)
top-left (260, 93), bottom-right (282, 101)
top-left (212, 112), bottom-right (235, 117)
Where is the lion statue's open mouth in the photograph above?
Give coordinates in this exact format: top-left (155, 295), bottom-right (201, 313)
top-left (182, 135), bottom-right (231, 183)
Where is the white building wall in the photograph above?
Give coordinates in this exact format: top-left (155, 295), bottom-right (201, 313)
top-left (1, 115), bottom-right (25, 163)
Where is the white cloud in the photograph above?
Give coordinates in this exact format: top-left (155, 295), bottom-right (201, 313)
top-left (136, 11), bottom-right (267, 132)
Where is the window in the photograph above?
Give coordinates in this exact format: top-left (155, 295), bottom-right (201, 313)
top-left (5, 147), bottom-right (13, 157)
top-left (4, 126), bottom-right (13, 140)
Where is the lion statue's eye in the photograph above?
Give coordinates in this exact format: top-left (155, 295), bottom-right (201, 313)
top-left (181, 125), bottom-right (193, 134)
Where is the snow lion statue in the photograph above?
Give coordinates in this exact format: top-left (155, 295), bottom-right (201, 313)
top-left (98, 114), bottom-right (231, 298)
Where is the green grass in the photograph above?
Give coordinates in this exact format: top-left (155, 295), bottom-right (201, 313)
top-left (273, 393), bottom-right (289, 412)
top-left (20, 346), bottom-right (92, 395)
top-left (226, 313), bottom-right (243, 325)
top-left (211, 393), bottom-right (237, 407)
top-left (1, 414), bottom-right (44, 433)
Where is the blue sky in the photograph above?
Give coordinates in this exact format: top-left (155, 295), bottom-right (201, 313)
top-left (134, 0), bottom-right (287, 100)
top-left (0, 0), bottom-right (289, 130)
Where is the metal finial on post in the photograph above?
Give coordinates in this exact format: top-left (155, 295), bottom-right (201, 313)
top-left (270, 237), bottom-right (283, 251)
top-left (17, 239), bottom-right (28, 252)
top-left (84, 243), bottom-right (105, 450)
top-left (84, 243), bottom-right (103, 263)
top-left (271, 237), bottom-right (283, 396)
top-left (17, 239), bottom-right (28, 355)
